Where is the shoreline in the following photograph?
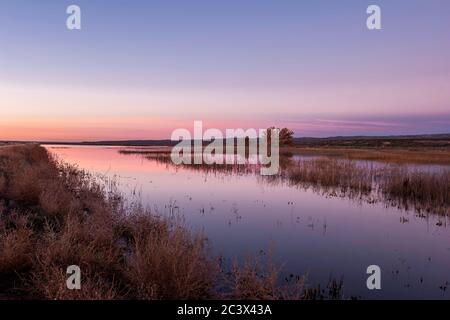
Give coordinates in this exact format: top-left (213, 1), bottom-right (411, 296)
top-left (0, 144), bottom-right (340, 300)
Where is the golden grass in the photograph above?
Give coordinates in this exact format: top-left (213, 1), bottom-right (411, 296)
top-left (130, 151), bottom-right (450, 216)
top-left (0, 145), bottom-right (217, 299)
top-left (283, 158), bottom-right (374, 197)
top-left (285, 147), bottom-right (450, 164)
top-left (381, 169), bottom-right (450, 216)
top-left (118, 145), bottom-right (450, 164)
top-left (277, 158), bottom-right (449, 215)
top-left (0, 145), bottom-right (329, 300)
top-left (282, 158), bottom-right (450, 215)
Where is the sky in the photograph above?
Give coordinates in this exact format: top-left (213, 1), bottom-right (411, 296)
top-left (0, 0), bottom-right (449, 141)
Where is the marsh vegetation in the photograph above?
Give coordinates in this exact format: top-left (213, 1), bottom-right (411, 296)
top-left (40, 144), bottom-right (450, 299)
top-left (127, 151), bottom-right (450, 216)
top-left (0, 145), bottom-right (342, 300)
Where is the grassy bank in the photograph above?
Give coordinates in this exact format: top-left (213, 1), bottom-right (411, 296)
top-left (285, 147), bottom-right (450, 164)
top-left (0, 145), bottom-right (339, 300)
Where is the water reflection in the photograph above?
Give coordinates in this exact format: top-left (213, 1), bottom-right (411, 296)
top-left (46, 145), bottom-right (450, 299)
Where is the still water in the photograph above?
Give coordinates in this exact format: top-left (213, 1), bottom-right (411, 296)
top-left (46, 145), bottom-right (450, 299)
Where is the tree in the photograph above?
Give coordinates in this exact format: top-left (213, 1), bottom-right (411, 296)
top-left (279, 127), bottom-right (294, 146)
top-left (264, 127), bottom-right (294, 147)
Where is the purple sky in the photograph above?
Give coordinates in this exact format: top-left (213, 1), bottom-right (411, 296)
top-left (1, 0), bottom-right (449, 140)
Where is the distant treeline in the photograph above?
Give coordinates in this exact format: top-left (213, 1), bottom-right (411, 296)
top-left (293, 134), bottom-right (450, 149)
top-left (1, 133), bottom-right (449, 148)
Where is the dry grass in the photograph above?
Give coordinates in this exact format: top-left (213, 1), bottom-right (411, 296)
top-left (226, 256), bottom-right (281, 300)
top-left (283, 158), bottom-right (374, 197)
top-left (0, 211), bottom-right (34, 274)
top-left (121, 212), bottom-right (215, 299)
top-left (128, 151), bottom-right (450, 216)
top-left (0, 145), bottom-right (216, 299)
top-left (145, 152), bottom-right (262, 176)
top-left (382, 169), bottom-right (450, 215)
top-left (286, 147), bottom-right (450, 164)
top-left (0, 144), bottom-right (326, 300)
top-left (225, 255), bottom-right (342, 300)
top-left (281, 158), bottom-right (449, 215)
top-left (117, 144), bottom-right (450, 164)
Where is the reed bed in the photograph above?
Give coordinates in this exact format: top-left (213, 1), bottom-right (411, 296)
top-left (282, 158), bottom-right (449, 215)
top-left (381, 169), bottom-right (450, 216)
top-left (282, 158), bottom-right (374, 197)
top-left (145, 152), bottom-right (262, 176)
top-left (128, 151), bottom-right (450, 216)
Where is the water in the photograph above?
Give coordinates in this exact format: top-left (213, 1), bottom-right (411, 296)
top-left (46, 145), bottom-right (450, 299)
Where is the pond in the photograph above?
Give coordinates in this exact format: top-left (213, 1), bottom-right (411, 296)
top-left (46, 145), bottom-right (450, 299)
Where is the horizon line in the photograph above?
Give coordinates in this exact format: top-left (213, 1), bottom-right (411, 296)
top-left (1, 132), bottom-right (449, 145)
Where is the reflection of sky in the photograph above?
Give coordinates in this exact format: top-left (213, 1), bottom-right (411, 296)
top-left (1, 1), bottom-right (450, 140)
top-left (48, 146), bottom-right (450, 299)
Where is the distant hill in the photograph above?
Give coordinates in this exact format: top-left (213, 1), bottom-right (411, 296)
top-left (2, 133), bottom-right (449, 148)
top-left (293, 133), bottom-right (450, 148)
top-left (295, 133), bottom-right (450, 142)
